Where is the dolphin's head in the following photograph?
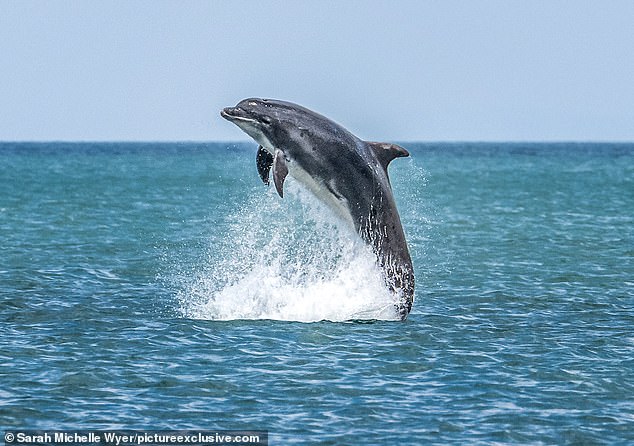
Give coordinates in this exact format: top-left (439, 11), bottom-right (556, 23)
top-left (221, 98), bottom-right (347, 154)
top-left (220, 98), bottom-right (270, 149)
top-left (220, 98), bottom-right (292, 151)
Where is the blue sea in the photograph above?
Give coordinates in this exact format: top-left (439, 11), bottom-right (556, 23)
top-left (1, 142), bottom-right (633, 444)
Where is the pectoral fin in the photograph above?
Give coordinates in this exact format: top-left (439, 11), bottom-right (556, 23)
top-left (272, 149), bottom-right (288, 198)
top-left (256, 146), bottom-right (274, 185)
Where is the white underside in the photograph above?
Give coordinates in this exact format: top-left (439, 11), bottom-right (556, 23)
top-left (287, 163), bottom-right (356, 229)
top-left (235, 120), bottom-right (356, 229)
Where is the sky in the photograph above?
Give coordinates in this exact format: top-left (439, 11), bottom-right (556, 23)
top-left (1, 0), bottom-right (633, 142)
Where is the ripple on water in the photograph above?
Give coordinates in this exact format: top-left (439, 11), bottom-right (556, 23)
top-left (1, 143), bottom-right (633, 443)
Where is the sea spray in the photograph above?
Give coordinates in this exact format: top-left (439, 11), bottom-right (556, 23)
top-left (177, 179), bottom-right (401, 322)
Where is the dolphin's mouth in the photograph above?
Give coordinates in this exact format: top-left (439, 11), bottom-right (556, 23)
top-left (220, 107), bottom-right (257, 124)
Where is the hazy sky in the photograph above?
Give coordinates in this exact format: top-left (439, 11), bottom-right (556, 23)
top-left (1, 1), bottom-right (633, 142)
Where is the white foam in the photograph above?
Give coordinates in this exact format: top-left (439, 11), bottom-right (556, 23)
top-left (177, 179), bottom-right (401, 322)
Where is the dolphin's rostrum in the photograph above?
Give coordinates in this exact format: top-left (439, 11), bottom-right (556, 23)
top-left (221, 98), bottom-right (414, 319)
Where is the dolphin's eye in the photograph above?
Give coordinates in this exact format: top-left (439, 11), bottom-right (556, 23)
top-left (261, 116), bottom-right (272, 124)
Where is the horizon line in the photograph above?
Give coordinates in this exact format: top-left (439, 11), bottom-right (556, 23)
top-left (1, 139), bottom-right (634, 145)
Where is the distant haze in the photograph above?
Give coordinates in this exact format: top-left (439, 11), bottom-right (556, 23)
top-left (1, 1), bottom-right (633, 142)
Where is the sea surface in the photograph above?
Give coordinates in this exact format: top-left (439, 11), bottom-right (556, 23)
top-left (1, 142), bottom-right (633, 444)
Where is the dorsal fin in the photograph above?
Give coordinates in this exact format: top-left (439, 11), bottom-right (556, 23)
top-left (367, 142), bottom-right (409, 170)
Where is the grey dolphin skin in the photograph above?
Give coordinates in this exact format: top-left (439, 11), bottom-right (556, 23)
top-left (221, 98), bottom-right (414, 320)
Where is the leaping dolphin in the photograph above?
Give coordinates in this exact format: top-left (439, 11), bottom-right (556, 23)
top-left (221, 98), bottom-right (414, 320)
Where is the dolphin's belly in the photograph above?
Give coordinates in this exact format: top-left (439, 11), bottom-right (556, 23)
top-left (287, 162), bottom-right (356, 229)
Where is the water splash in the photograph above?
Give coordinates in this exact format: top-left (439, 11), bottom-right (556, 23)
top-left (177, 180), bottom-right (401, 322)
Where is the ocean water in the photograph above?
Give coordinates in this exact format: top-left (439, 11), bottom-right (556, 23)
top-left (1, 142), bottom-right (633, 444)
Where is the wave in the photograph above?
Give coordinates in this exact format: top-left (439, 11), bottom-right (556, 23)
top-left (176, 180), bottom-right (401, 322)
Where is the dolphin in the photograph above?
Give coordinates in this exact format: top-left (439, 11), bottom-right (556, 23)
top-left (221, 98), bottom-right (414, 319)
